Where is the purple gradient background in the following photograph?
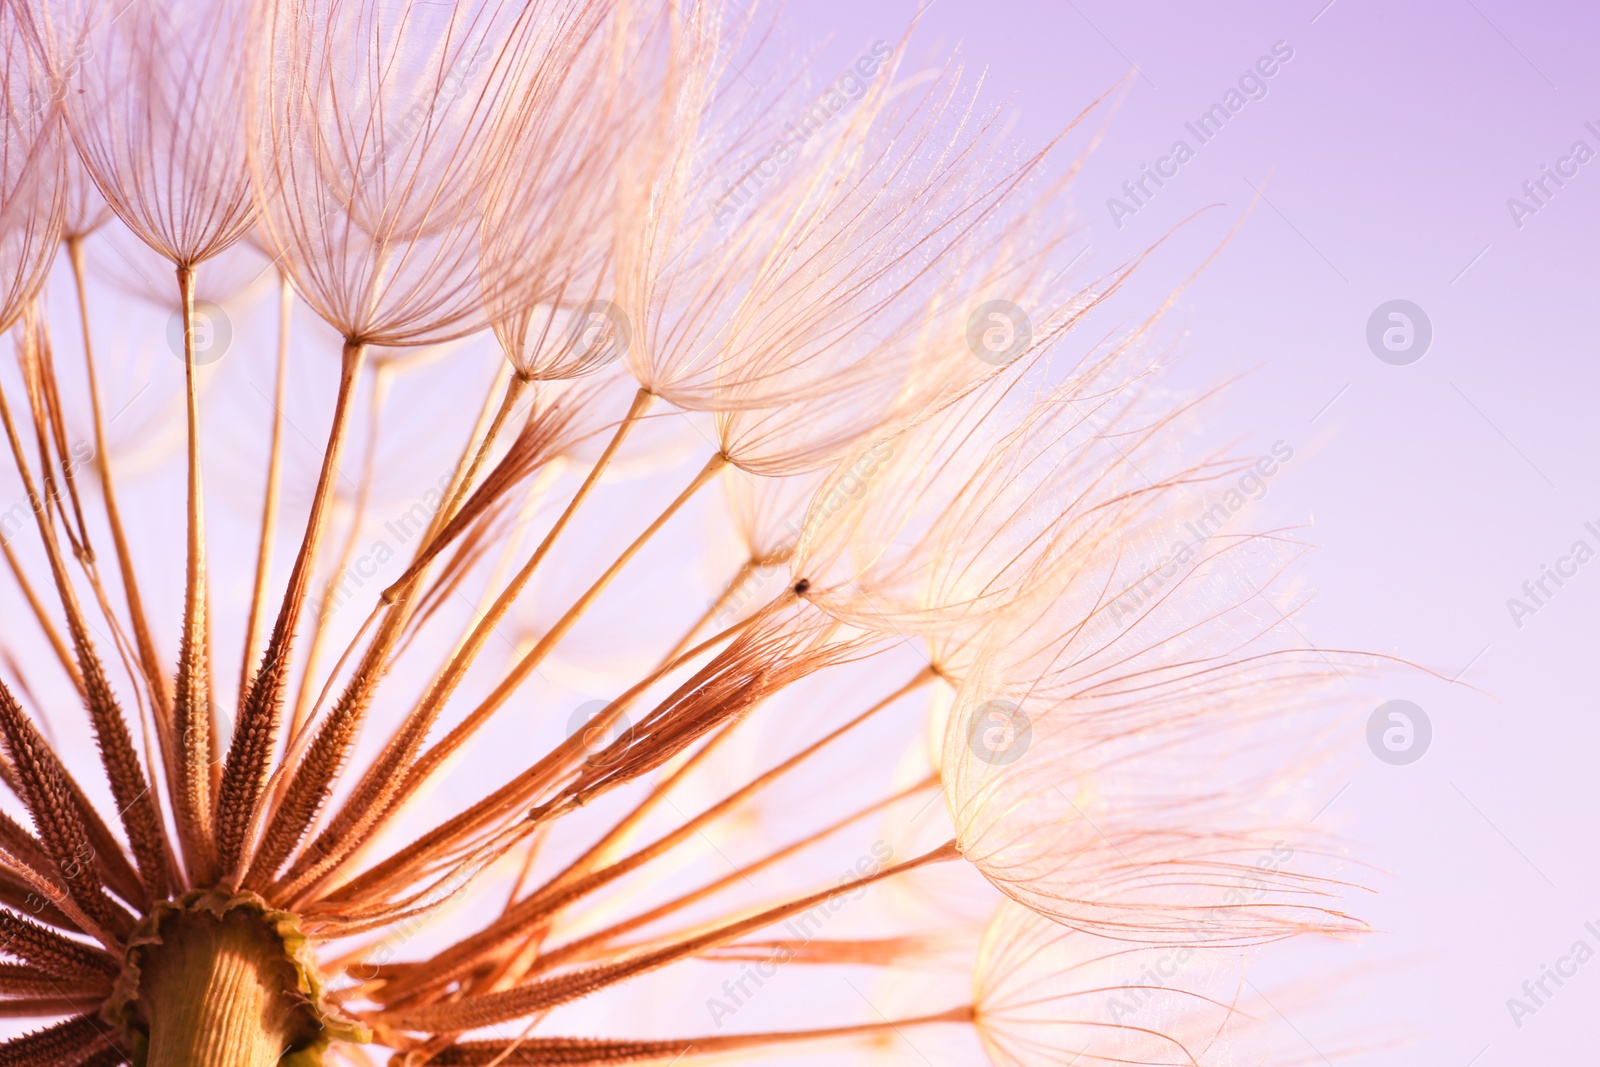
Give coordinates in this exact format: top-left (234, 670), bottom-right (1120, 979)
top-left (774, 0), bottom-right (1600, 1062)
top-left (5, 1), bottom-right (1593, 1061)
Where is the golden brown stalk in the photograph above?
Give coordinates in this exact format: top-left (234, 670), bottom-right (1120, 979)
top-left (374, 841), bottom-right (960, 1033)
top-left (485, 670), bottom-right (934, 941)
top-left (384, 380), bottom-right (630, 613)
top-left (285, 366), bottom-right (547, 764)
top-left (382, 396), bottom-right (591, 630)
top-left (29, 321), bottom-right (91, 560)
top-left (171, 265), bottom-right (216, 886)
top-left (0, 811), bottom-right (55, 885)
top-left (65, 242), bottom-right (162, 724)
top-left (0, 683), bottom-right (130, 944)
top-left (378, 723), bottom-right (751, 1001)
top-left (523, 613), bottom-right (871, 828)
top-left (0, 375), bottom-right (167, 905)
top-left (254, 361), bottom-right (523, 845)
top-left (0, 1013), bottom-right (119, 1064)
top-left (388, 368), bottom-right (529, 593)
top-left (0, 911), bottom-right (119, 982)
top-left (239, 272), bottom-right (293, 704)
top-left (287, 363), bottom-right (391, 748)
top-left (379, 611), bottom-right (776, 944)
top-left (337, 449), bottom-right (728, 874)
top-left (0, 997), bottom-right (106, 1018)
top-left (0, 871), bottom-right (82, 935)
top-left (0, 740), bottom-right (145, 925)
top-left (533, 705), bottom-right (751, 898)
top-left (657, 556), bottom-right (772, 665)
top-left (1, 847), bottom-right (99, 926)
top-left (0, 840), bottom-right (122, 947)
top-left (13, 326), bottom-right (156, 750)
top-left (259, 391), bottom-right (657, 897)
top-left (395, 777), bottom-right (936, 998)
top-left (587, 669), bottom-right (922, 834)
top-left (527, 603), bottom-right (780, 842)
top-left (316, 608), bottom-right (845, 917)
top-left (700, 936), bottom-right (938, 966)
top-left (420, 1009), bottom-right (974, 1065)
top-left (367, 364), bottom-right (538, 677)
top-left (217, 339), bottom-right (368, 878)
top-left (0, 537), bottom-right (83, 698)
top-left (0, 964), bottom-right (107, 998)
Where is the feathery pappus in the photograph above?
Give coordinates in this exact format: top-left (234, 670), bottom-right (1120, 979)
top-left (0, 0), bottom-right (1371, 1064)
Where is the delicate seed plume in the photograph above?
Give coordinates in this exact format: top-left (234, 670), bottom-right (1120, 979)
top-left (0, 2), bottom-right (1370, 1065)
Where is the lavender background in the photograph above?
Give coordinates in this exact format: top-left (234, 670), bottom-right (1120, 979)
top-left (6, 0), bottom-right (1595, 1061)
top-left (759, 0), bottom-right (1600, 1060)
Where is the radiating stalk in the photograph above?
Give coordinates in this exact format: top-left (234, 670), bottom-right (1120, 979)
top-left (287, 364), bottom-right (389, 748)
top-left (239, 273), bottom-right (293, 705)
top-left (264, 390), bottom-right (656, 897)
top-left (374, 841), bottom-right (962, 1032)
top-left (252, 359), bottom-right (531, 839)
top-left (532, 779), bottom-right (936, 976)
top-left (216, 340), bottom-right (367, 878)
top-left (0, 536), bottom-right (84, 698)
top-left (424, 367), bottom-right (528, 556)
top-left (172, 265), bottom-right (216, 885)
top-left (387, 673), bottom-right (931, 999)
top-left (397, 450), bottom-right (728, 800)
top-left (0, 364), bottom-right (168, 905)
top-left (415, 1009), bottom-right (974, 1065)
top-left (287, 444), bottom-right (725, 907)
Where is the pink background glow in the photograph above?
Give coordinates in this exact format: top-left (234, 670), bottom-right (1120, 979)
top-left (779, 0), bottom-right (1600, 1061)
top-left (6, 1), bottom-right (1595, 1062)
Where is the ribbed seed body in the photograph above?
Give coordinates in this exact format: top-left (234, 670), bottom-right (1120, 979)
top-left (135, 909), bottom-right (310, 1067)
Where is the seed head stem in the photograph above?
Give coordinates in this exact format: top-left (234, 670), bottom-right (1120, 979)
top-left (239, 272), bottom-right (294, 706)
top-left (218, 339), bottom-right (368, 879)
top-left (270, 389), bottom-right (659, 901)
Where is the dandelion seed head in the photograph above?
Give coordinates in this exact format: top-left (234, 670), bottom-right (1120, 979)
top-left (0, 2), bottom-right (1368, 1064)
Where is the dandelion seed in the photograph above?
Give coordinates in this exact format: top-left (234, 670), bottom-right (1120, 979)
top-left (0, 3), bottom-right (1366, 1065)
